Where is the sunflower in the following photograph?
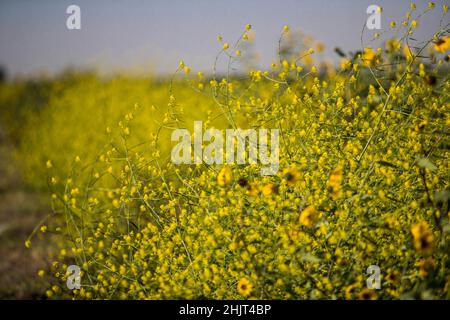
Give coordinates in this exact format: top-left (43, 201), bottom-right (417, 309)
top-left (411, 221), bottom-right (434, 255)
top-left (237, 278), bottom-right (252, 296)
top-left (358, 288), bottom-right (377, 300)
top-left (237, 177), bottom-right (249, 187)
top-left (418, 257), bottom-right (435, 277)
top-left (385, 269), bottom-right (400, 284)
top-left (433, 36), bottom-right (450, 53)
top-left (424, 74), bottom-right (437, 86)
top-left (282, 166), bottom-right (301, 186)
top-left (262, 183), bottom-right (278, 197)
top-left (299, 206), bottom-right (319, 227)
top-left (344, 284), bottom-right (358, 299)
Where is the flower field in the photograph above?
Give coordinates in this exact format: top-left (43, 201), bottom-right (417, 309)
top-left (0, 3), bottom-right (449, 300)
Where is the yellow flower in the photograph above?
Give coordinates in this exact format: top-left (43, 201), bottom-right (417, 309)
top-left (245, 24), bottom-right (252, 31)
top-left (183, 66), bottom-right (191, 74)
top-left (112, 199), bottom-right (120, 208)
top-left (315, 42), bottom-right (325, 53)
top-left (235, 50), bottom-right (242, 57)
top-left (403, 45), bottom-right (413, 60)
top-left (262, 183), bottom-right (277, 197)
top-left (328, 164), bottom-right (344, 200)
top-left (46, 160), bottom-right (53, 169)
top-left (299, 206), bottom-right (318, 227)
top-left (247, 182), bottom-right (260, 196)
top-left (283, 25), bottom-right (289, 32)
top-left (340, 58), bottom-right (351, 70)
top-left (345, 284), bottom-right (358, 299)
top-left (237, 278), bottom-right (252, 296)
top-left (433, 36), bottom-right (450, 53)
top-left (418, 257), bottom-right (435, 277)
top-left (385, 269), bottom-right (400, 284)
top-left (282, 166), bottom-right (301, 186)
top-left (358, 288), bottom-right (377, 300)
top-left (362, 47), bottom-right (376, 66)
top-left (217, 166), bottom-right (232, 187)
top-left (223, 43), bottom-right (229, 50)
top-left (21, 20), bottom-right (450, 300)
top-left (411, 221), bottom-right (434, 254)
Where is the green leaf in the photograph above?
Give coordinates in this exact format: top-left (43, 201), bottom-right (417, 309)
top-left (416, 158), bottom-right (437, 171)
top-left (300, 253), bottom-right (321, 263)
top-left (443, 223), bottom-right (450, 234)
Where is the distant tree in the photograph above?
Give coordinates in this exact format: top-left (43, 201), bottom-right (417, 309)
top-left (0, 65), bottom-right (7, 83)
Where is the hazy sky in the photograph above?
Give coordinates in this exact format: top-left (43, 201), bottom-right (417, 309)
top-left (0, 0), bottom-right (448, 77)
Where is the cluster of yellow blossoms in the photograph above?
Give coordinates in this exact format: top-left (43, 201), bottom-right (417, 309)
top-left (14, 4), bottom-right (449, 299)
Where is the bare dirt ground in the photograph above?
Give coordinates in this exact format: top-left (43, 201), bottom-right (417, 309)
top-left (0, 144), bottom-right (52, 299)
